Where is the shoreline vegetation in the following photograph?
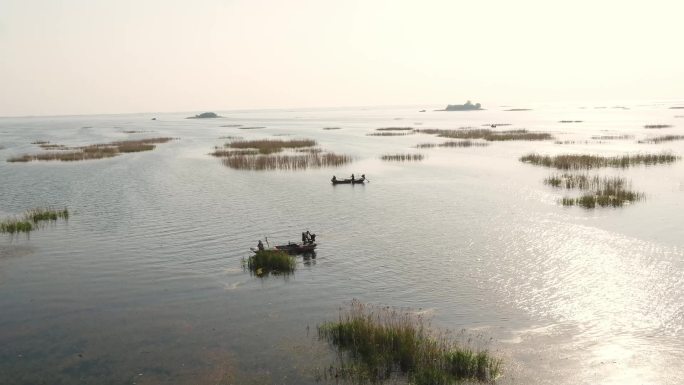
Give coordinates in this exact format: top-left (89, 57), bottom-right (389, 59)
top-left (520, 152), bottom-right (680, 169)
top-left (417, 128), bottom-right (553, 141)
top-left (8, 138), bottom-right (175, 163)
top-left (211, 138), bottom-right (352, 170)
top-left (0, 208), bottom-right (69, 234)
top-left (318, 300), bottom-right (501, 384)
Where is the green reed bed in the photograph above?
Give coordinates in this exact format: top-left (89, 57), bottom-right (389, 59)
top-left (544, 174), bottom-right (626, 190)
top-left (0, 208), bottom-right (69, 234)
top-left (376, 127), bottom-right (414, 131)
top-left (381, 153), bottom-right (424, 162)
top-left (520, 152), bottom-right (680, 169)
top-left (367, 132), bottom-right (416, 136)
top-left (638, 135), bottom-right (684, 144)
top-left (8, 137), bottom-right (174, 162)
top-left (440, 140), bottom-right (489, 148)
top-left (222, 152), bottom-right (352, 170)
top-left (296, 147), bottom-right (323, 153)
top-left (416, 143), bottom-right (437, 148)
top-left (246, 250), bottom-right (295, 276)
top-left (210, 149), bottom-right (259, 157)
top-left (227, 138), bottom-right (317, 154)
top-left (318, 300), bottom-right (501, 385)
top-left (417, 128), bottom-right (553, 141)
top-left (0, 219), bottom-right (34, 234)
top-left (644, 124), bottom-right (672, 129)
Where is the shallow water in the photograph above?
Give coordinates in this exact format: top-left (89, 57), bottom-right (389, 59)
top-left (1, 103), bottom-right (683, 384)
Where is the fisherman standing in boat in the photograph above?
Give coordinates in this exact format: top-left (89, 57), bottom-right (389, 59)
top-left (351, 174), bottom-right (355, 182)
top-left (257, 240), bottom-right (264, 251)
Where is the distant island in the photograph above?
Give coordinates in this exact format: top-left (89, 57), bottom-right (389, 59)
top-left (439, 101), bottom-right (482, 111)
top-left (187, 112), bottom-right (221, 119)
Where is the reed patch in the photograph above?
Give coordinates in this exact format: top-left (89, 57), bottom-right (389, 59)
top-left (245, 250), bottom-right (295, 276)
top-left (318, 300), bottom-right (501, 385)
top-left (381, 153), bottom-right (424, 161)
top-left (1, 208), bottom-right (69, 234)
top-left (638, 135), bottom-right (684, 144)
top-left (520, 152), bottom-right (679, 169)
top-left (644, 124), bottom-right (672, 129)
top-left (8, 138), bottom-right (175, 162)
top-left (417, 128), bottom-right (553, 141)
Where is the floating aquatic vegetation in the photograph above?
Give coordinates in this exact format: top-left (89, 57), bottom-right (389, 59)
top-left (8, 138), bottom-right (175, 162)
top-left (318, 300), bottom-right (502, 385)
top-left (638, 135), bottom-right (684, 144)
top-left (245, 249), bottom-right (295, 276)
top-left (644, 124), bottom-right (673, 129)
top-left (381, 153), bottom-right (424, 161)
top-left (520, 152), bottom-right (680, 169)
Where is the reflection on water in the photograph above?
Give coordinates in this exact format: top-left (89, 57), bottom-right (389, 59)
top-left (0, 103), bottom-right (683, 384)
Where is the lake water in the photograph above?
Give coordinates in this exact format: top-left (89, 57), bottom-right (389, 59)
top-left (1, 102), bottom-right (683, 384)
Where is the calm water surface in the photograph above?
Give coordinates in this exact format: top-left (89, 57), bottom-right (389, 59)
top-left (0, 103), bottom-right (683, 384)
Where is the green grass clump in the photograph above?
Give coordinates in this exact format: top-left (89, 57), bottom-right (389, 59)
top-left (246, 250), bottom-right (295, 275)
top-left (381, 153), bottom-right (424, 161)
top-left (520, 152), bottom-right (680, 169)
top-left (318, 300), bottom-right (501, 384)
top-left (0, 219), bottom-right (34, 234)
top-left (26, 208), bottom-right (69, 223)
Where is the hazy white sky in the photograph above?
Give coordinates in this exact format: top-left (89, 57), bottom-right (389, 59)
top-left (1, 0), bottom-right (682, 116)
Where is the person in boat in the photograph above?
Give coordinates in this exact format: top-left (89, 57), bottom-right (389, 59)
top-left (257, 240), bottom-right (264, 251)
top-left (302, 232), bottom-right (307, 244)
top-left (310, 233), bottom-right (316, 243)
top-left (331, 176), bottom-right (337, 183)
top-left (351, 174), bottom-right (355, 182)
top-left (360, 174), bottom-right (366, 181)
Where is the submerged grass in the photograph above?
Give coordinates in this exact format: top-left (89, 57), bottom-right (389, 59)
top-left (318, 300), bottom-right (501, 384)
top-left (520, 152), bottom-right (680, 169)
top-left (8, 138), bottom-right (174, 162)
top-left (246, 250), bottom-right (295, 276)
top-left (638, 135), bottom-right (684, 144)
top-left (381, 153), bottom-right (424, 162)
top-left (417, 128), bottom-right (553, 141)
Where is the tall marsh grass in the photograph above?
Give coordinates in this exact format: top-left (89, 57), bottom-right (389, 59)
top-left (227, 139), bottom-right (317, 154)
top-left (376, 127), bottom-right (414, 131)
top-left (544, 174), bottom-right (626, 190)
top-left (644, 124), bottom-right (672, 129)
top-left (318, 300), bottom-right (501, 384)
top-left (520, 152), bottom-right (680, 169)
top-left (367, 132), bottom-right (416, 136)
top-left (222, 153), bottom-right (352, 170)
top-left (0, 208), bottom-right (69, 234)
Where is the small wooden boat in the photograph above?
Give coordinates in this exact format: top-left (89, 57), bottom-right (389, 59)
top-left (274, 242), bottom-right (317, 253)
top-left (331, 177), bottom-right (366, 185)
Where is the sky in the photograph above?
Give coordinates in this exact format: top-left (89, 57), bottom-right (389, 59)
top-left (0, 0), bottom-right (682, 116)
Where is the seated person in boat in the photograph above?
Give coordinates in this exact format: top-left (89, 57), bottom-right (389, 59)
top-left (331, 175), bottom-right (337, 183)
